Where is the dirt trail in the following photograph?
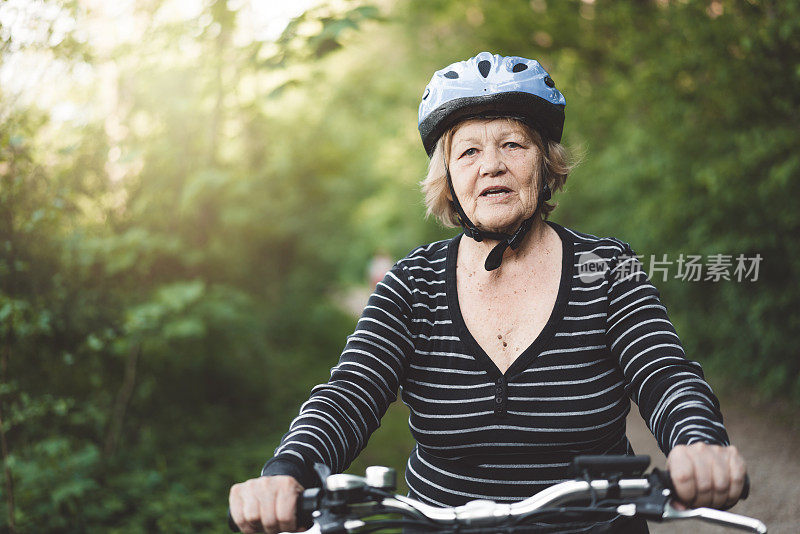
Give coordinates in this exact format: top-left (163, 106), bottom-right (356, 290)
top-left (626, 399), bottom-right (799, 533)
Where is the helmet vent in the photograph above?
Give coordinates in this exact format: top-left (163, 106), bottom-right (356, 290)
top-left (512, 63), bottom-right (528, 73)
top-left (544, 76), bottom-right (555, 87)
top-left (444, 71), bottom-right (459, 79)
top-left (478, 60), bottom-right (491, 78)
top-left (423, 88), bottom-right (430, 100)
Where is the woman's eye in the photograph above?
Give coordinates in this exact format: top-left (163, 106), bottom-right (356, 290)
top-left (461, 147), bottom-right (478, 157)
top-left (504, 141), bottom-right (523, 149)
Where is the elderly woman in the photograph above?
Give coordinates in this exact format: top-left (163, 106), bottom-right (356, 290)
top-left (229, 52), bottom-right (747, 533)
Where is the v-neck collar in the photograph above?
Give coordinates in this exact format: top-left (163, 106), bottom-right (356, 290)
top-left (445, 220), bottom-right (574, 380)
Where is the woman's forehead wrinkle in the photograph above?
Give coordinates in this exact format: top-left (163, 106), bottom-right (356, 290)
top-left (454, 121), bottom-right (524, 144)
top-left (453, 134), bottom-right (482, 145)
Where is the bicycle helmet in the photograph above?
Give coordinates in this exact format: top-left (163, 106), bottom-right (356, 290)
top-left (417, 52), bottom-right (566, 271)
top-left (418, 52), bottom-right (566, 156)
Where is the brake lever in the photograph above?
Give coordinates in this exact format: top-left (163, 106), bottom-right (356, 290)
top-left (661, 501), bottom-right (767, 533)
top-left (611, 470), bottom-right (767, 534)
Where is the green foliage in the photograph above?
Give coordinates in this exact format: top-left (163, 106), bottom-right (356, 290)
top-left (1, 0), bottom-right (798, 531)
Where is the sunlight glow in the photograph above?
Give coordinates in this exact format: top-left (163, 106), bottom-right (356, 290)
top-left (0, 0), bottom-right (319, 118)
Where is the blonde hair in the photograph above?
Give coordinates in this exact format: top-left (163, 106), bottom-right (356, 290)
top-left (420, 118), bottom-right (573, 228)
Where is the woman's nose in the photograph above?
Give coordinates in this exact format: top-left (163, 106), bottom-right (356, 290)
top-left (480, 148), bottom-right (506, 176)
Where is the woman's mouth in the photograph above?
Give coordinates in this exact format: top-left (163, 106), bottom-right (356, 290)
top-left (480, 186), bottom-right (512, 197)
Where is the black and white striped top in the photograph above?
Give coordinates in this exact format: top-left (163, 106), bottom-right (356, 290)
top-left (262, 221), bottom-right (729, 508)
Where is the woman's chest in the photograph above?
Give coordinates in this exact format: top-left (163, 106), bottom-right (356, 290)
top-left (457, 260), bottom-right (561, 374)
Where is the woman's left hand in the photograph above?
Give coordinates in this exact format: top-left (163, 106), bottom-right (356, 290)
top-left (666, 442), bottom-right (747, 509)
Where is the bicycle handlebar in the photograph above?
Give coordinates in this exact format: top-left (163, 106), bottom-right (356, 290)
top-left (227, 456), bottom-right (761, 533)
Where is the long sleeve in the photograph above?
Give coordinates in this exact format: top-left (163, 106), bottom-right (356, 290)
top-left (262, 262), bottom-right (416, 486)
top-left (604, 243), bottom-right (730, 453)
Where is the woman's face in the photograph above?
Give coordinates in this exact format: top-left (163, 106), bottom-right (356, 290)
top-left (448, 118), bottom-right (542, 233)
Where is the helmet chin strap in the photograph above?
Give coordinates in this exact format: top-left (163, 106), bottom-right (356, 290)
top-left (445, 165), bottom-right (552, 271)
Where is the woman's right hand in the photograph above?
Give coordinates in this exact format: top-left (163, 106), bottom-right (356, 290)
top-left (229, 475), bottom-right (305, 534)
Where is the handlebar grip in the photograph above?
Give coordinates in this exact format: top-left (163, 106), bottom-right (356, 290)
top-left (228, 488), bottom-right (317, 533)
top-left (228, 508), bottom-right (240, 532)
top-left (663, 470), bottom-right (750, 501)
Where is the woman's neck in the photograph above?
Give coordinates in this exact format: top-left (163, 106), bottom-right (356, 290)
top-left (461, 217), bottom-right (550, 274)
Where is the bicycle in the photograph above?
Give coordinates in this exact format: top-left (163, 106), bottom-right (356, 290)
top-left (228, 454), bottom-right (766, 533)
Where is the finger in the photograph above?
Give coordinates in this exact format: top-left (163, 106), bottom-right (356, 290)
top-left (243, 489), bottom-right (265, 534)
top-left (275, 483), bottom-right (300, 533)
top-left (710, 446), bottom-right (731, 509)
top-left (726, 446), bottom-right (747, 508)
top-left (690, 444), bottom-right (715, 507)
top-left (670, 500), bottom-right (688, 511)
top-left (229, 485), bottom-right (249, 533)
top-left (260, 481), bottom-right (280, 534)
top-left (667, 445), bottom-right (697, 505)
